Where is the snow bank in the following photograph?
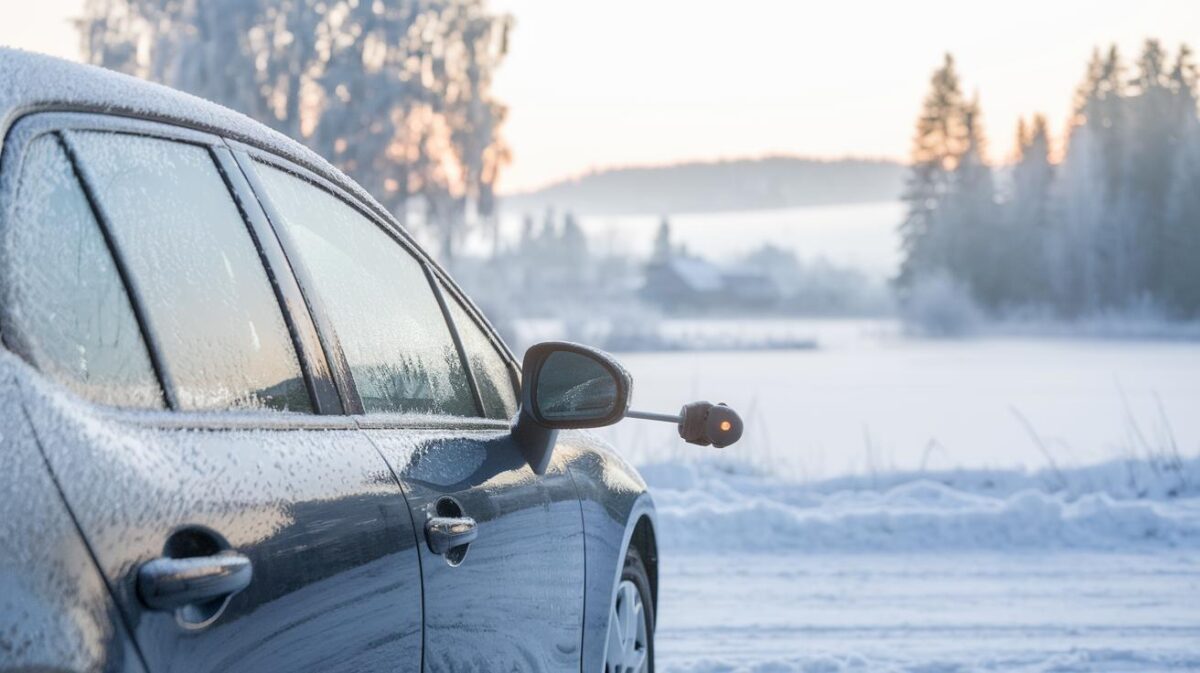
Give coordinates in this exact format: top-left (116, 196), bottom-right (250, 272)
top-left (642, 457), bottom-right (1200, 551)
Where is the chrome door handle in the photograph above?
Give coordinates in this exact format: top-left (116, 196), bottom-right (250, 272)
top-left (137, 550), bottom-right (253, 611)
top-left (425, 516), bottom-right (478, 555)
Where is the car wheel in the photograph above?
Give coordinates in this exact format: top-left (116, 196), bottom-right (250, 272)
top-left (605, 546), bottom-right (654, 673)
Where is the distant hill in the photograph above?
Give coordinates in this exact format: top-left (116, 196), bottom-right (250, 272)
top-left (501, 156), bottom-right (906, 216)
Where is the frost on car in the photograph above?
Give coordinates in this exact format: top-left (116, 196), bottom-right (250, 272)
top-left (0, 48), bottom-right (740, 673)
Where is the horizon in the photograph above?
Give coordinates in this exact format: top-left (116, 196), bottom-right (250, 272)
top-left (3, 1), bottom-right (1198, 193)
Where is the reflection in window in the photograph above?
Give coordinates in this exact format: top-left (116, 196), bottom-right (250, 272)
top-left (252, 162), bottom-right (477, 416)
top-left (71, 133), bottom-right (310, 412)
top-left (0, 134), bottom-right (163, 408)
top-left (440, 284), bottom-right (518, 420)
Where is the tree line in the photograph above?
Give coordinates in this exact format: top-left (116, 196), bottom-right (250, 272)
top-left (79, 0), bottom-right (510, 264)
top-left (897, 41), bottom-right (1200, 320)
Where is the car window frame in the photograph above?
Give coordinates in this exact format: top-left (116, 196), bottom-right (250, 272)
top-left (0, 111), bottom-right (338, 423)
top-left (229, 141), bottom-right (519, 429)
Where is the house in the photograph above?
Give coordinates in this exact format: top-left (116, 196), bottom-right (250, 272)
top-left (641, 256), bottom-right (779, 312)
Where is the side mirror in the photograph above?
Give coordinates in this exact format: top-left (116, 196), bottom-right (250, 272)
top-left (510, 342), bottom-right (631, 473)
top-left (526, 342), bottom-right (631, 429)
top-left (508, 340), bottom-right (743, 475)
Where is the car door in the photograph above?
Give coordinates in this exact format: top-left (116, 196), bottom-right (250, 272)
top-left (243, 154), bottom-right (587, 672)
top-left (0, 115), bottom-right (422, 673)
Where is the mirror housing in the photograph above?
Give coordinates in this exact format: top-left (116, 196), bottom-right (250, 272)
top-left (510, 341), bottom-right (631, 474)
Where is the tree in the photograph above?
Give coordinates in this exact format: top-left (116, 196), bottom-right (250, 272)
top-left (651, 216), bottom-right (673, 262)
top-left (896, 53), bottom-right (967, 292)
top-left (1005, 114), bottom-right (1054, 305)
top-left (79, 0), bottom-right (511, 264)
top-left (1163, 45), bottom-right (1200, 316)
top-left (1127, 39), bottom-right (1179, 302)
top-left (939, 95), bottom-right (1000, 306)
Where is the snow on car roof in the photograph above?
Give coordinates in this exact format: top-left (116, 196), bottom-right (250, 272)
top-left (0, 47), bottom-right (388, 224)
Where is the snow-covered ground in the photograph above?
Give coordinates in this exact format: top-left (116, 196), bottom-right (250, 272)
top-left (600, 320), bottom-right (1200, 479)
top-left (643, 459), bottom-right (1200, 672)
top-left (657, 551), bottom-right (1200, 672)
top-left (593, 323), bottom-right (1200, 671)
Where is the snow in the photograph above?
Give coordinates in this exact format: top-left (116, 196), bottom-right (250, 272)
top-left (641, 458), bottom-right (1200, 671)
top-left (599, 321), bottom-right (1200, 478)
top-left (592, 323), bottom-right (1200, 670)
top-left (642, 459), bottom-right (1200, 552)
top-left (656, 552), bottom-right (1200, 672)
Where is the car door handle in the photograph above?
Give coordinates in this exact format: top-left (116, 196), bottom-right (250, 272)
top-left (425, 516), bottom-right (478, 555)
top-left (137, 551), bottom-right (253, 611)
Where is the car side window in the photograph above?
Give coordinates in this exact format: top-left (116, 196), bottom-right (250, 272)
top-left (0, 134), bottom-right (164, 408)
top-left (70, 132), bottom-right (311, 412)
top-left (251, 162), bottom-right (477, 417)
top-left (439, 284), bottom-right (518, 420)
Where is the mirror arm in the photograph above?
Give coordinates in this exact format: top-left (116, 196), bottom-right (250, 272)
top-left (625, 409), bottom-right (682, 424)
top-left (508, 407), bottom-right (557, 475)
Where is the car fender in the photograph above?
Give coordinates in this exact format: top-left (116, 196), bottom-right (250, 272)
top-left (555, 431), bottom-right (657, 673)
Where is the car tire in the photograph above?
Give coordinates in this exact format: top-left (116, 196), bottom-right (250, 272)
top-left (605, 546), bottom-right (655, 673)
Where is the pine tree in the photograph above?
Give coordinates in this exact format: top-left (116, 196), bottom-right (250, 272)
top-left (1058, 44), bottom-right (1131, 312)
top-left (652, 216), bottom-right (673, 263)
top-left (940, 95), bottom-right (1000, 306)
top-left (1006, 114), bottom-right (1055, 305)
top-left (1127, 39), bottom-right (1178, 303)
top-left (896, 54), bottom-right (967, 291)
top-left (1164, 45), bottom-right (1200, 316)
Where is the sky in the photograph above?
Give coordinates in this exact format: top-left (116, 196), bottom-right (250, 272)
top-left (4, 0), bottom-right (1199, 193)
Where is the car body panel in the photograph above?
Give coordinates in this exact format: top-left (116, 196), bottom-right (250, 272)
top-left (556, 434), bottom-right (658, 673)
top-left (0, 358), bottom-right (147, 673)
top-left (15, 372), bottom-right (424, 673)
top-left (363, 424), bottom-right (586, 672)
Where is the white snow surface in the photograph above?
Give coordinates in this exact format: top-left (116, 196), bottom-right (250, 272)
top-left (647, 458), bottom-right (1200, 671)
top-left (641, 457), bottom-right (1200, 552)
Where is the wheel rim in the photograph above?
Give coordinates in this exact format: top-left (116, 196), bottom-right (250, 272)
top-left (605, 579), bottom-right (649, 673)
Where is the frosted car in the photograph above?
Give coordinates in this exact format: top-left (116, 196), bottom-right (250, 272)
top-left (0, 49), bottom-right (741, 673)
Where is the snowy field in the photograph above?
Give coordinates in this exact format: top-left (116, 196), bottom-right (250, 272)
top-left (590, 322), bottom-right (1200, 671)
top-left (599, 320), bottom-right (1200, 479)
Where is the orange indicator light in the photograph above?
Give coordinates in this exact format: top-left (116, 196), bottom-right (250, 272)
top-left (719, 420), bottom-right (732, 432)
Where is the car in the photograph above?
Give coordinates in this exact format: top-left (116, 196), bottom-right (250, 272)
top-left (0, 48), bottom-right (741, 673)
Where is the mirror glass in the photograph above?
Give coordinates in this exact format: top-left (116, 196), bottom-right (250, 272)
top-left (535, 351), bottom-right (619, 422)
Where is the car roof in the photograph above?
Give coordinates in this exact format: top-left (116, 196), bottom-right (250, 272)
top-left (0, 47), bottom-right (388, 223)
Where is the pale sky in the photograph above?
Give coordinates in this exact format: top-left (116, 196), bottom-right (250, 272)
top-left (5, 0), bottom-right (1198, 193)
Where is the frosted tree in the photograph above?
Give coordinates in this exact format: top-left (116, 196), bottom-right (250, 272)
top-left (1004, 114), bottom-right (1054, 306)
top-left (938, 95), bottom-right (999, 306)
top-left (78, 0), bottom-right (512, 263)
top-left (1055, 45), bottom-right (1132, 311)
top-left (652, 216), bottom-right (673, 262)
top-left (896, 54), bottom-right (967, 292)
top-left (1125, 39), bottom-right (1179, 304)
top-left (1164, 45), bottom-right (1200, 316)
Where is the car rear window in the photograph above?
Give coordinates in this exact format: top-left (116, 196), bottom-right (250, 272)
top-left (1, 134), bottom-right (164, 408)
top-left (70, 132), bottom-right (311, 412)
top-left (252, 161), bottom-right (478, 417)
